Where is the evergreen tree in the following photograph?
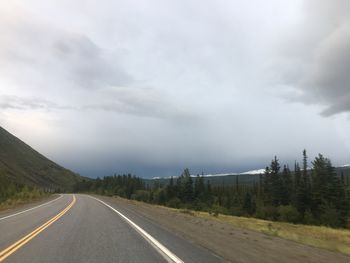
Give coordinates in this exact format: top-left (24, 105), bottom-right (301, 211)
top-left (242, 192), bottom-right (255, 215)
top-left (72, 150), bottom-right (349, 229)
top-left (295, 150), bottom-right (311, 219)
top-left (302, 150), bottom-right (311, 208)
top-left (181, 168), bottom-right (194, 203)
top-left (167, 176), bottom-right (175, 200)
top-left (311, 154), bottom-right (328, 219)
top-left (281, 165), bottom-right (292, 205)
top-left (312, 154), bottom-right (349, 227)
top-left (263, 166), bottom-right (271, 205)
top-left (294, 161), bottom-right (301, 191)
top-left (295, 162), bottom-right (307, 216)
top-left (194, 175), bottom-right (205, 201)
top-left (205, 180), bottom-right (212, 205)
top-left (270, 156), bottom-right (283, 206)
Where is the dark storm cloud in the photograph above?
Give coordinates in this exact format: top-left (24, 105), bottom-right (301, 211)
top-left (282, 0), bottom-right (350, 116)
top-left (1, 1), bottom-right (350, 178)
top-left (304, 22), bottom-right (350, 116)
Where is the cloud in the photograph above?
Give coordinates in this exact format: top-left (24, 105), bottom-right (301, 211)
top-left (0, 8), bottom-right (131, 91)
top-left (83, 87), bottom-right (196, 122)
top-left (0, 89), bottom-right (196, 123)
top-left (280, 0), bottom-right (350, 116)
top-left (0, 6), bottom-right (193, 122)
top-left (304, 22), bottom-right (350, 116)
top-left (52, 34), bottom-right (132, 89)
top-left (1, 1), bottom-right (350, 178)
top-left (0, 95), bottom-right (72, 111)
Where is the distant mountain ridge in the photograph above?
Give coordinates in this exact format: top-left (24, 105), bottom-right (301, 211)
top-left (0, 126), bottom-right (81, 191)
top-left (147, 166), bottom-right (350, 187)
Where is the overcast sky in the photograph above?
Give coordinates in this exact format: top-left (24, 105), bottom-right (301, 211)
top-left (1, 0), bottom-right (350, 178)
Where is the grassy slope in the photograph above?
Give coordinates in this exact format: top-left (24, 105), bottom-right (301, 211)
top-left (0, 126), bottom-right (81, 191)
top-left (194, 209), bottom-right (350, 256)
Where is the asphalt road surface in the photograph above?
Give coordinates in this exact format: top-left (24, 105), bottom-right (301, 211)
top-left (0, 194), bottom-right (223, 263)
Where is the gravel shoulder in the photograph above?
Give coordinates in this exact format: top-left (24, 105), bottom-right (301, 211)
top-left (99, 195), bottom-right (350, 263)
top-left (0, 194), bottom-right (58, 216)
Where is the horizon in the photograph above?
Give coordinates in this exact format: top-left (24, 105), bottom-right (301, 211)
top-left (1, 0), bottom-right (350, 178)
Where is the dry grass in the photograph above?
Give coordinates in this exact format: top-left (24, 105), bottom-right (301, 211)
top-left (0, 191), bottom-right (50, 211)
top-left (115, 197), bottom-right (350, 256)
top-left (196, 211), bottom-right (350, 256)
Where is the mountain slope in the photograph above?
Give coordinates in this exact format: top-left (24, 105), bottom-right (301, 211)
top-left (0, 126), bottom-right (81, 191)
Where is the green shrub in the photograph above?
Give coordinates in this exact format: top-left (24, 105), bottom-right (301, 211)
top-left (230, 206), bottom-right (244, 216)
top-left (131, 190), bottom-right (150, 202)
top-left (192, 200), bottom-right (208, 211)
top-left (278, 205), bottom-right (301, 223)
top-left (209, 204), bottom-right (228, 217)
top-left (167, 197), bottom-right (181, 208)
top-left (152, 188), bottom-right (167, 205)
top-left (320, 204), bottom-right (342, 228)
top-left (255, 206), bottom-right (279, 220)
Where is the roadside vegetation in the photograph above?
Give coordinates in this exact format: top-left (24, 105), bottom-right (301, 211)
top-left (75, 150), bottom-right (350, 229)
top-left (111, 196), bottom-right (350, 256)
top-left (0, 175), bottom-right (49, 210)
top-left (196, 211), bottom-right (350, 255)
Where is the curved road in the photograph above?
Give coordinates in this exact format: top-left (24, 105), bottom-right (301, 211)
top-left (0, 195), bottom-right (223, 263)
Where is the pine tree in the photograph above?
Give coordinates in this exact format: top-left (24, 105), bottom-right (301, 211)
top-left (270, 156), bottom-right (283, 206)
top-left (311, 154), bottom-right (328, 219)
top-left (194, 175), bottom-right (205, 201)
top-left (258, 173), bottom-right (263, 199)
top-left (167, 176), bottom-right (175, 200)
top-left (205, 180), bottom-right (212, 205)
top-left (263, 166), bottom-right (271, 205)
top-left (295, 162), bottom-right (307, 216)
top-left (295, 150), bottom-right (311, 218)
top-left (341, 172), bottom-right (345, 185)
top-left (281, 165), bottom-right (292, 205)
top-left (302, 150), bottom-right (311, 208)
top-left (312, 154), bottom-right (349, 227)
top-left (242, 192), bottom-right (255, 215)
top-left (294, 161), bottom-right (301, 191)
top-left (182, 168), bottom-right (194, 203)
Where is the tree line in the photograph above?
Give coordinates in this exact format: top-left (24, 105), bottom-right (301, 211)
top-left (74, 150), bottom-right (350, 228)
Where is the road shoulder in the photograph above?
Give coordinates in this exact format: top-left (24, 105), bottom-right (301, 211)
top-left (96, 195), bottom-right (350, 263)
top-left (0, 194), bottom-right (58, 218)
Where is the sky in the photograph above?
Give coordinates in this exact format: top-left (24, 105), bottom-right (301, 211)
top-left (0, 0), bottom-right (350, 178)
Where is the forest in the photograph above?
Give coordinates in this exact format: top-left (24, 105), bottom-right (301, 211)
top-left (74, 150), bottom-right (350, 228)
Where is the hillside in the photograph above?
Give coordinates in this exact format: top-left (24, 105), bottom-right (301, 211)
top-left (0, 126), bottom-right (81, 191)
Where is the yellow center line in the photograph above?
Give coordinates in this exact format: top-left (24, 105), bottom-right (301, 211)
top-left (0, 195), bottom-right (76, 262)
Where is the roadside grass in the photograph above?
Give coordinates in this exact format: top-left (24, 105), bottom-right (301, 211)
top-left (0, 190), bottom-right (50, 211)
top-left (196, 211), bottom-right (350, 256)
top-left (179, 208), bottom-right (195, 216)
top-left (119, 197), bottom-right (350, 256)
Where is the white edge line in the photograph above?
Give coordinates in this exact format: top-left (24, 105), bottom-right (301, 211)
top-left (89, 196), bottom-right (184, 263)
top-left (0, 194), bottom-right (63, 221)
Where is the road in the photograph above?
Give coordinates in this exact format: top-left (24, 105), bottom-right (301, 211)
top-left (0, 194), bottom-right (223, 263)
